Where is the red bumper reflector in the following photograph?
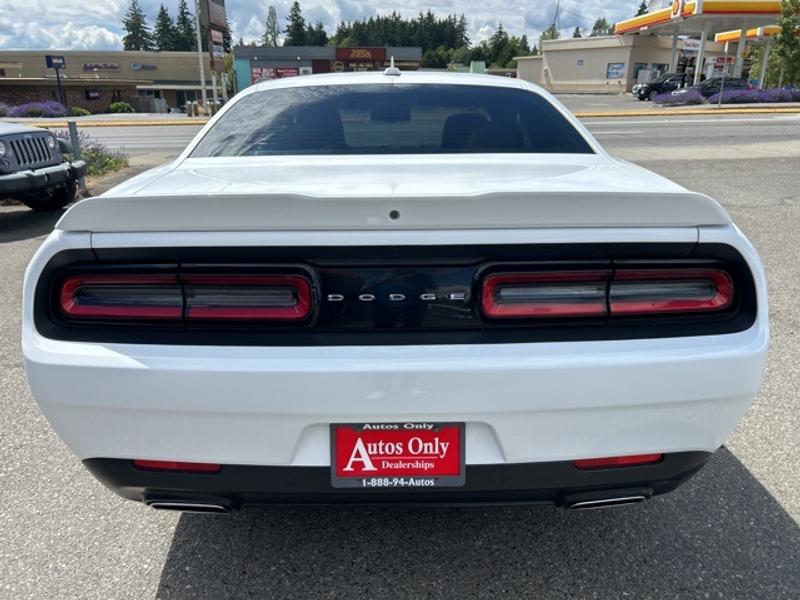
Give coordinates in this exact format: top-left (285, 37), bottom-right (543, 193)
top-left (132, 459), bottom-right (222, 473)
top-left (573, 453), bottom-right (664, 470)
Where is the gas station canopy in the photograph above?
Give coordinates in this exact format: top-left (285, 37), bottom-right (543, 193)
top-left (614, 1), bottom-right (782, 36)
top-left (714, 25), bottom-right (780, 43)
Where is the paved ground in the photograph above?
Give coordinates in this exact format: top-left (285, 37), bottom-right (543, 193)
top-left (1, 115), bottom-right (800, 599)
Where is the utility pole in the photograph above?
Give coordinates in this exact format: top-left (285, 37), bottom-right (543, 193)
top-left (552, 0), bottom-right (560, 31)
top-left (194, 0), bottom-right (208, 111)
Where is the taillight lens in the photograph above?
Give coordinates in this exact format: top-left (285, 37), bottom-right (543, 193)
top-left (574, 453), bottom-right (663, 470)
top-left (59, 274), bottom-right (183, 319)
top-left (482, 267), bottom-right (734, 320)
top-left (609, 269), bottom-right (733, 315)
top-left (57, 272), bottom-right (313, 323)
top-left (132, 459), bottom-right (222, 473)
top-left (184, 275), bottom-right (311, 321)
top-left (481, 271), bottom-right (609, 319)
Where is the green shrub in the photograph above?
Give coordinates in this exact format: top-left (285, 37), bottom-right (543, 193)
top-left (56, 130), bottom-right (129, 177)
top-left (70, 106), bottom-right (92, 116)
top-left (25, 106), bottom-right (44, 117)
top-left (108, 101), bottom-right (135, 114)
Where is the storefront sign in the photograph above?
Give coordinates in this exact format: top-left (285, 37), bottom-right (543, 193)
top-left (45, 55), bottom-right (66, 69)
top-left (131, 63), bottom-right (157, 71)
top-left (683, 38), bottom-right (702, 52)
top-left (606, 62), bottom-right (625, 79)
top-left (199, 0), bottom-right (227, 29)
top-left (251, 66), bottom-right (302, 83)
top-left (335, 47), bottom-right (386, 62)
top-left (83, 63), bottom-right (120, 71)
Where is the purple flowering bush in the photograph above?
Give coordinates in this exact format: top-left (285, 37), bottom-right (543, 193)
top-left (7, 101), bottom-right (68, 118)
top-left (55, 129), bottom-right (128, 177)
top-left (654, 89), bottom-right (705, 105)
top-left (707, 88), bottom-right (800, 104)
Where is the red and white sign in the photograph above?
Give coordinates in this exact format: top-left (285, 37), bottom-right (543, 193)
top-left (251, 66), bottom-right (300, 83)
top-left (331, 423), bottom-right (465, 488)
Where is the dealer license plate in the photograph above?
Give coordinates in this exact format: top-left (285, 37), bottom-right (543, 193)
top-left (330, 422), bottom-right (465, 488)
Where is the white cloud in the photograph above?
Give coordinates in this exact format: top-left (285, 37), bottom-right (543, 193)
top-left (0, 0), bottom-right (640, 49)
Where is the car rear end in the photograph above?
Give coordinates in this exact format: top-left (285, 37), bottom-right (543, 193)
top-left (21, 74), bottom-right (768, 511)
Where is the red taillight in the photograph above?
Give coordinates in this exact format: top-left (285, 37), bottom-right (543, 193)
top-left (184, 275), bottom-right (312, 321)
top-left (132, 459), bottom-right (222, 473)
top-left (573, 453), bottom-right (663, 470)
top-left (481, 271), bottom-right (609, 319)
top-left (609, 269), bottom-right (733, 315)
top-left (59, 274), bottom-right (183, 319)
top-left (481, 268), bottom-right (733, 320)
top-left (57, 272), bottom-right (313, 323)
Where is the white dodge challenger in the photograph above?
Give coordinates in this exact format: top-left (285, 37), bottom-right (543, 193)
top-left (22, 71), bottom-right (768, 512)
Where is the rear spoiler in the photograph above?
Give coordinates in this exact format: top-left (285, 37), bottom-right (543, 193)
top-left (56, 191), bottom-right (731, 233)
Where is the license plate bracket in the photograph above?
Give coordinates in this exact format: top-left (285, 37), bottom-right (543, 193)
top-left (330, 422), bottom-right (466, 489)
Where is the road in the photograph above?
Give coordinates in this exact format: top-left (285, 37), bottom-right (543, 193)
top-left (2, 114), bottom-right (800, 600)
top-left (77, 112), bottom-right (800, 158)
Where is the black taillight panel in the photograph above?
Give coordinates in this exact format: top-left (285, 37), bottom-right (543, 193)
top-left (34, 243), bottom-right (757, 346)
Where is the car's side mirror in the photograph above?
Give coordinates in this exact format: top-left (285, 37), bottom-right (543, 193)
top-left (58, 138), bottom-right (74, 155)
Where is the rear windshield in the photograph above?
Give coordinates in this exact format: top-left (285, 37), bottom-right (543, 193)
top-left (191, 83), bottom-right (594, 157)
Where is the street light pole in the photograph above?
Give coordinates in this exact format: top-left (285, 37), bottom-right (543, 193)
top-left (194, 0), bottom-right (208, 111)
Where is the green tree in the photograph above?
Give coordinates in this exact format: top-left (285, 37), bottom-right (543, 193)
top-left (572, 26), bottom-right (583, 38)
top-left (590, 17), bottom-right (613, 36)
top-left (222, 16), bottom-right (232, 52)
top-left (305, 22), bottom-right (328, 46)
top-left (174, 0), bottom-right (196, 51)
top-left (122, 0), bottom-right (153, 51)
top-left (263, 5), bottom-right (279, 47)
top-left (636, 1), bottom-right (649, 15)
top-left (153, 4), bottom-right (176, 51)
top-left (774, 0), bottom-right (800, 85)
top-left (538, 24), bottom-right (560, 50)
top-left (284, 1), bottom-right (306, 46)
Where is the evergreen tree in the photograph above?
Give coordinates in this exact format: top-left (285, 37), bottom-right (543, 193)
top-left (572, 26), bottom-right (583, 38)
top-left (284, 1), bottom-right (306, 46)
top-left (305, 22), bottom-right (328, 46)
top-left (153, 4), bottom-right (176, 51)
top-left (636, 2), bottom-right (649, 15)
top-left (263, 5), bottom-right (279, 47)
top-left (122, 0), bottom-right (153, 51)
top-left (174, 0), bottom-right (197, 51)
top-left (590, 17), bottom-right (613, 36)
top-left (456, 14), bottom-right (470, 47)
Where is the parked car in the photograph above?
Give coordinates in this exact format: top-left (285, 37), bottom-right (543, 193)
top-left (0, 122), bottom-right (85, 211)
top-left (675, 76), bottom-right (750, 99)
top-left (633, 72), bottom-right (686, 101)
top-left (22, 71), bottom-right (768, 513)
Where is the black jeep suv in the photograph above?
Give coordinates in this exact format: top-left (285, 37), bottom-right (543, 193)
top-left (0, 122), bottom-right (86, 211)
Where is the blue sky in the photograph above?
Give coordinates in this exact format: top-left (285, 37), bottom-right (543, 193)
top-left (0, 1), bottom-right (664, 50)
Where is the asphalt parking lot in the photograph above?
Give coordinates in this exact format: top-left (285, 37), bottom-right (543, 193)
top-left (2, 114), bottom-right (799, 599)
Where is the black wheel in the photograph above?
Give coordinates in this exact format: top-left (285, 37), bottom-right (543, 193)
top-left (19, 182), bottom-right (77, 212)
top-left (648, 89), bottom-right (659, 101)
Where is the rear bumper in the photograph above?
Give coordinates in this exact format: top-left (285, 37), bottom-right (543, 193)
top-left (84, 452), bottom-right (712, 508)
top-left (0, 160), bottom-right (85, 195)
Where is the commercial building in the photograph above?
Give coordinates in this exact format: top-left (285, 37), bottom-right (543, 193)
top-left (517, 0), bottom-right (781, 93)
top-left (517, 35), bottom-right (725, 93)
top-left (0, 50), bottom-right (216, 111)
top-left (233, 46), bottom-right (423, 92)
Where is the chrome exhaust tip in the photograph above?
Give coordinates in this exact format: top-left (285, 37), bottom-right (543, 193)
top-left (148, 501), bottom-right (230, 514)
top-left (567, 495), bottom-right (647, 510)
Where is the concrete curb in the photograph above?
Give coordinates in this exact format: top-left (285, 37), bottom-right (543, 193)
top-left (25, 119), bottom-right (210, 128)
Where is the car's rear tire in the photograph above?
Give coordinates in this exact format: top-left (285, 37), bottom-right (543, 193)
top-left (648, 89), bottom-right (659, 101)
top-left (19, 182), bottom-right (77, 212)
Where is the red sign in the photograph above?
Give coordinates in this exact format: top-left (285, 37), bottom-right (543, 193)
top-left (331, 423), bottom-right (464, 488)
top-left (251, 66), bottom-right (300, 83)
top-left (335, 47), bottom-right (386, 62)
